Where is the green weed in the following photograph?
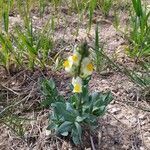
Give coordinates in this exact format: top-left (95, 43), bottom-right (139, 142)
top-left (128, 0), bottom-right (150, 59)
top-left (94, 24), bottom-right (104, 72)
top-left (97, 0), bottom-right (113, 17)
top-left (0, 1), bottom-right (54, 71)
top-left (41, 43), bottom-right (113, 145)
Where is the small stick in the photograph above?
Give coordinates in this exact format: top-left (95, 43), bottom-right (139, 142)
top-left (90, 136), bottom-right (96, 150)
top-left (0, 83), bottom-right (20, 95)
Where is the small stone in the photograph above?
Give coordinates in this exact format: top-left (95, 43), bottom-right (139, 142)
top-left (45, 130), bottom-right (51, 136)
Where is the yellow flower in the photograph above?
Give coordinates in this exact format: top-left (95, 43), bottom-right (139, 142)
top-left (70, 52), bottom-right (81, 66)
top-left (87, 63), bottom-right (93, 72)
top-left (63, 60), bottom-right (70, 68)
top-left (63, 56), bottom-right (73, 72)
top-left (63, 51), bottom-right (81, 73)
top-left (72, 54), bottom-right (78, 62)
top-left (81, 57), bottom-right (94, 78)
top-left (72, 77), bottom-right (82, 93)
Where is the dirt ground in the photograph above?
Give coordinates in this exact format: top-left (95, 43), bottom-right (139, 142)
top-left (0, 3), bottom-right (150, 150)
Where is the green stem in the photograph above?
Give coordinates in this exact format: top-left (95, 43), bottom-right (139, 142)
top-left (78, 93), bottom-right (82, 115)
top-left (77, 53), bottom-right (84, 77)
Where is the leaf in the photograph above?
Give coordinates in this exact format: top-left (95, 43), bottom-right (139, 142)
top-left (92, 105), bottom-right (106, 116)
top-left (93, 105), bottom-right (105, 112)
top-left (51, 102), bottom-right (66, 114)
top-left (103, 91), bottom-right (113, 105)
top-left (75, 122), bottom-right (82, 142)
top-left (47, 122), bottom-right (56, 130)
top-left (85, 114), bottom-right (98, 127)
top-left (57, 121), bottom-right (73, 136)
top-left (93, 91), bottom-right (113, 105)
top-left (70, 94), bottom-right (79, 108)
top-left (41, 79), bottom-right (61, 107)
top-left (52, 102), bottom-right (76, 122)
top-left (132, 0), bottom-right (143, 17)
top-left (48, 78), bottom-right (56, 90)
top-left (61, 132), bottom-right (69, 136)
top-left (3, 3), bottom-right (9, 33)
top-left (89, 0), bottom-right (97, 30)
top-left (41, 98), bottom-right (53, 107)
top-left (66, 102), bottom-right (74, 112)
top-left (71, 128), bottom-right (80, 145)
top-left (90, 91), bottom-right (113, 116)
top-left (91, 92), bottom-right (99, 101)
top-left (76, 116), bottom-right (87, 122)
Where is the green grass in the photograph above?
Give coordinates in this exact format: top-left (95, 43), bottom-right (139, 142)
top-left (94, 24), bottom-right (104, 72)
top-left (97, 0), bottom-right (113, 17)
top-left (0, 0), bottom-right (113, 72)
top-left (0, 0), bottom-right (54, 71)
top-left (127, 0), bottom-right (150, 59)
